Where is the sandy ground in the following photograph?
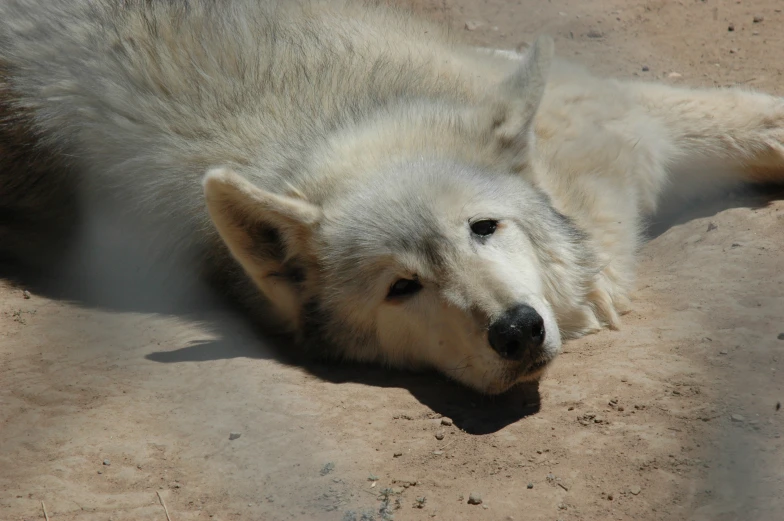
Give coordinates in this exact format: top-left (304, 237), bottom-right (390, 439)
top-left (2, 1), bottom-right (784, 520)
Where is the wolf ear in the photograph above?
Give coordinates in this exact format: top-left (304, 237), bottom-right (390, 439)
top-left (202, 167), bottom-right (320, 295)
top-left (482, 35), bottom-right (554, 166)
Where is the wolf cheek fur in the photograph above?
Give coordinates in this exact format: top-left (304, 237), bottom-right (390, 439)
top-left (2, 1), bottom-right (784, 394)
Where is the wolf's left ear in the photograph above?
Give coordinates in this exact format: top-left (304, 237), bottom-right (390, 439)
top-left (202, 167), bottom-right (321, 289)
top-left (482, 35), bottom-right (554, 166)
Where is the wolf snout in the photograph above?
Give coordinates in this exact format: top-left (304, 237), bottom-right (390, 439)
top-left (488, 304), bottom-right (546, 361)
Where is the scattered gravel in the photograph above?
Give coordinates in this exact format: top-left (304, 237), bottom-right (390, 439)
top-left (467, 492), bottom-right (482, 505)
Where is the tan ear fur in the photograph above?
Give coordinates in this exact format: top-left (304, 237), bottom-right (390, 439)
top-left (485, 35), bottom-right (554, 162)
top-left (203, 166), bottom-right (319, 259)
top-left (202, 167), bottom-right (321, 327)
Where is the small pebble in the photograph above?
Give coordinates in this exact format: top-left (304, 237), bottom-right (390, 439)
top-left (465, 21), bottom-right (481, 31)
top-left (668, 72), bottom-right (682, 79)
top-left (393, 452), bottom-right (403, 457)
top-left (432, 450), bottom-right (444, 456)
top-left (467, 492), bottom-right (483, 505)
top-left (728, 23), bottom-right (735, 31)
top-left (642, 65), bottom-right (650, 72)
top-left (753, 15), bottom-right (764, 23)
top-left (777, 333), bottom-right (784, 340)
top-left (22, 290), bottom-right (31, 299)
top-left (587, 29), bottom-right (603, 38)
top-left (103, 460), bottom-right (111, 466)
top-left (607, 493), bottom-right (614, 501)
top-left (527, 483), bottom-right (534, 489)
top-left (440, 418), bottom-right (453, 426)
top-left (229, 432), bottom-right (241, 441)
top-left (629, 485), bottom-right (641, 495)
top-left (435, 431), bottom-right (445, 440)
top-left (731, 414), bottom-right (745, 423)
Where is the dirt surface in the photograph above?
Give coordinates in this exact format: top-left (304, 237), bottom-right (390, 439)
top-left (2, 1), bottom-right (784, 520)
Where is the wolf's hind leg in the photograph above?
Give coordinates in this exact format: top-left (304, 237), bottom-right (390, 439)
top-left (628, 82), bottom-right (784, 202)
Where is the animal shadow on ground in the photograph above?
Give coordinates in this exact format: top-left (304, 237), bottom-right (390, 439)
top-left (143, 321), bottom-right (543, 434)
top-left (307, 361), bottom-right (543, 434)
top-left (2, 185), bottom-right (782, 434)
top-left (0, 244), bottom-right (540, 434)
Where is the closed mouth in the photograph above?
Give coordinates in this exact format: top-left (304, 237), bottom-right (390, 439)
top-left (490, 357), bottom-right (553, 394)
top-left (519, 356), bottom-right (552, 377)
top-left (530, 357), bottom-right (550, 370)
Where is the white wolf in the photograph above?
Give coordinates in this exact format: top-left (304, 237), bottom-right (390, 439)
top-left (1, 0), bottom-right (782, 394)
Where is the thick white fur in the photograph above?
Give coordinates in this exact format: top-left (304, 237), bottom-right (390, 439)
top-left (1, 0), bottom-right (783, 393)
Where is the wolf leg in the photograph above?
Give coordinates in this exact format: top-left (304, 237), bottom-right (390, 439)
top-left (626, 82), bottom-right (784, 208)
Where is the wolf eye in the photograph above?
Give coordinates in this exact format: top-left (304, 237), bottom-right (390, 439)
top-left (470, 219), bottom-right (498, 237)
top-left (387, 277), bottom-right (423, 299)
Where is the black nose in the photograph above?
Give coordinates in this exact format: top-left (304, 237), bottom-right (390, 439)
top-left (488, 304), bottom-right (545, 361)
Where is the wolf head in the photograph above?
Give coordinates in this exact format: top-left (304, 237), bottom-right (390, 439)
top-left (202, 37), bottom-right (598, 394)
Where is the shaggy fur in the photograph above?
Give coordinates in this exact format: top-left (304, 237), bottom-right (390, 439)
top-left (1, 0), bottom-right (783, 393)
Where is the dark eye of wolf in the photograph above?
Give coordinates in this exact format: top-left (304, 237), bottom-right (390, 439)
top-left (470, 219), bottom-right (498, 237)
top-left (387, 277), bottom-right (423, 299)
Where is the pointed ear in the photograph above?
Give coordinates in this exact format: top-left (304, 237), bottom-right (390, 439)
top-left (483, 35), bottom-right (554, 165)
top-left (202, 167), bottom-right (320, 291)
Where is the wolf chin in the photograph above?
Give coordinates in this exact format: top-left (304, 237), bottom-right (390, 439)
top-left (1, 0), bottom-right (783, 394)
